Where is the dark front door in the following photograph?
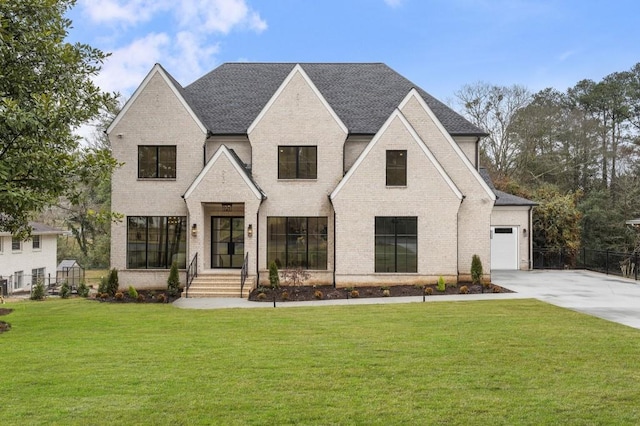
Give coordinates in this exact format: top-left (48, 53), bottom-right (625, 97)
top-left (211, 216), bottom-right (244, 268)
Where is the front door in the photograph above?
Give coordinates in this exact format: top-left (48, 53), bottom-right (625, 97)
top-left (211, 217), bottom-right (244, 268)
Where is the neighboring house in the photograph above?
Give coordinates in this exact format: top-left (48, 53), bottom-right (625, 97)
top-left (108, 62), bottom-right (534, 292)
top-left (0, 222), bottom-right (64, 293)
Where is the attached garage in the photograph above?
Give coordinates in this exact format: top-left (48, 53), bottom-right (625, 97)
top-left (491, 226), bottom-right (519, 270)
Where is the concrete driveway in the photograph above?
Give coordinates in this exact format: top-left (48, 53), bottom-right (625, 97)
top-left (492, 269), bottom-right (640, 330)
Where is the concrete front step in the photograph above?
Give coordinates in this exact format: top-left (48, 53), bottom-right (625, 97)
top-left (182, 274), bottom-right (254, 298)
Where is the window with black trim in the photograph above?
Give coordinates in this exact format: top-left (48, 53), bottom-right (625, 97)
top-left (278, 146), bottom-right (317, 179)
top-left (267, 217), bottom-right (327, 269)
top-left (386, 150), bottom-right (407, 186)
top-left (127, 216), bottom-right (186, 269)
top-left (375, 217), bottom-right (417, 273)
top-left (138, 146), bottom-right (177, 178)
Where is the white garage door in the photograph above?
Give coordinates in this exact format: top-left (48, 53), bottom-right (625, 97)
top-left (491, 227), bottom-right (518, 270)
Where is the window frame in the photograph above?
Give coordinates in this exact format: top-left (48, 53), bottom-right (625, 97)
top-left (138, 145), bottom-right (177, 179)
top-left (278, 146), bottom-right (318, 179)
top-left (126, 216), bottom-right (187, 269)
top-left (386, 150), bottom-right (407, 186)
top-left (32, 268), bottom-right (45, 286)
top-left (267, 216), bottom-right (328, 270)
top-left (11, 237), bottom-right (21, 252)
top-left (32, 235), bottom-right (41, 250)
top-left (375, 216), bottom-right (418, 273)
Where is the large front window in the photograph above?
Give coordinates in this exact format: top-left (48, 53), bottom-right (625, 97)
top-left (267, 217), bottom-right (327, 269)
top-left (138, 146), bottom-right (177, 178)
top-left (127, 216), bottom-right (186, 269)
top-left (278, 146), bottom-right (317, 179)
top-left (375, 217), bottom-right (417, 273)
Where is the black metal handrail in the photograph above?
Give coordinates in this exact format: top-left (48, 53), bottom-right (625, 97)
top-left (186, 253), bottom-right (198, 298)
top-left (533, 247), bottom-right (640, 281)
top-left (240, 252), bottom-right (249, 298)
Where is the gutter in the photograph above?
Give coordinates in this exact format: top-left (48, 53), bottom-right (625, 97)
top-left (327, 194), bottom-right (337, 288)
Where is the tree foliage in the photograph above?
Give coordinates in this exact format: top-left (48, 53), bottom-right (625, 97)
top-left (0, 0), bottom-right (115, 236)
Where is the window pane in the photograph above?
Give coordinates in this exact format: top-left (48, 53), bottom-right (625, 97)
top-left (278, 147), bottom-right (297, 179)
top-left (375, 216), bottom-right (417, 273)
top-left (267, 217), bottom-right (286, 268)
top-left (138, 146), bottom-right (158, 178)
top-left (386, 150), bottom-right (407, 186)
top-left (12, 237), bottom-right (21, 251)
top-left (127, 217), bottom-right (147, 269)
top-left (298, 147), bottom-right (317, 179)
top-left (267, 217), bottom-right (327, 270)
top-left (167, 216), bottom-right (186, 268)
top-left (158, 146), bottom-right (177, 178)
top-left (32, 235), bottom-right (41, 249)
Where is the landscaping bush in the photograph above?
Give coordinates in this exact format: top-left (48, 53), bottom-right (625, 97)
top-left (437, 276), bottom-right (446, 292)
top-left (382, 289), bottom-right (391, 297)
top-left (157, 294), bottom-right (167, 303)
top-left (281, 291), bottom-right (289, 301)
top-left (314, 290), bottom-right (323, 300)
top-left (114, 292), bottom-right (124, 301)
top-left (257, 292), bottom-right (267, 300)
top-left (128, 286), bottom-right (138, 299)
top-left (268, 261), bottom-right (280, 289)
top-left (136, 294), bottom-right (145, 303)
top-left (107, 268), bottom-right (119, 296)
top-left (350, 290), bottom-right (360, 298)
top-left (98, 276), bottom-right (108, 294)
top-left (60, 282), bottom-right (71, 299)
top-left (424, 287), bottom-right (433, 296)
top-left (459, 285), bottom-right (469, 294)
top-left (30, 280), bottom-right (46, 301)
top-left (77, 281), bottom-right (90, 298)
top-left (471, 255), bottom-right (483, 285)
top-left (167, 261), bottom-right (180, 297)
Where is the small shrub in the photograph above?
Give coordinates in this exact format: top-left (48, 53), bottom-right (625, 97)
top-left (148, 290), bottom-right (156, 298)
top-left (77, 281), bottom-right (90, 298)
top-left (281, 291), bottom-right (289, 301)
top-left (107, 268), bottom-right (119, 296)
top-left (424, 287), bottom-right (433, 296)
top-left (60, 282), bottom-right (71, 299)
top-left (492, 285), bottom-right (502, 293)
top-left (100, 292), bottom-right (109, 300)
top-left (167, 261), bottom-right (180, 297)
top-left (30, 280), bottom-right (46, 301)
top-left (114, 292), bottom-right (124, 301)
top-left (381, 286), bottom-right (390, 291)
top-left (136, 294), bottom-right (145, 303)
top-left (257, 292), bottom-right (267, 300)
top-left (281, 267), bottom-right (310, 287)
top-left (350, 290), bottom-right (360, 298)
top-left (257, 286), bottom-right (267, 294)
top-left (437, 276), bottom-right (446, 292)
top-left (459, 285), bottom-right (469, 294)
top-left (98, 276), bottom-right (108, 294)
top-left (314, 290), bottom-right (323, 300)
top-left (157, 293), bottom-right (167, 303)
top-left (471, 254), bottom-right (483, 285)
top-left (382, 289), bottom-right (390, 297)
top-left (128, 286), bottom-right (138, 299)
top-left (268, 261), bottom-right (280, 289)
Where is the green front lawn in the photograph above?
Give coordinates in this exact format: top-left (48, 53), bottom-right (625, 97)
top-left (2, 299), bottom-right (639, 424)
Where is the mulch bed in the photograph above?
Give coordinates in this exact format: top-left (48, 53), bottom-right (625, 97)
top-left (0, 308), bottom-right (13, 334)
top-left (91, 290), bottom-right (180, 304)
top-left (249, 283), bottom-right (511, 302)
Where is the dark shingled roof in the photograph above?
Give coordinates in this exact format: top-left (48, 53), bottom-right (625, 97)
top-left (479, 169), bottom-right (537, 206)
top-left (180, 63), bottom-right (486, 136)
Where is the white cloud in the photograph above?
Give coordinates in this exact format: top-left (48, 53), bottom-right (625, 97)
top-left (96, 33), bottom-right (170, 94)
top-left (79, 0), bottom-right (267, 95)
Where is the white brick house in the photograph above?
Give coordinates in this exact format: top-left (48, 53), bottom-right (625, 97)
top-left (0, 222), bottom-right (64, 294)
top-left (108, 63), bottom-right (534, 293)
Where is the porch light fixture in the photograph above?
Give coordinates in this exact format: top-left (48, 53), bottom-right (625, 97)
top-left (247, 224), bottom-right (253, 238)
top-left (191, 224), bottom-right (197, 237)
top-left (523, 228), bottom-right (527, 236)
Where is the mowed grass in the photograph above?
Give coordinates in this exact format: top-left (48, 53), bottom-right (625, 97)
top-left (2, 299), bottom-right (640, 425)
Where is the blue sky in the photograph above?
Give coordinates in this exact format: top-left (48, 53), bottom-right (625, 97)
top-left (67, 0), bottom-right (640, 105)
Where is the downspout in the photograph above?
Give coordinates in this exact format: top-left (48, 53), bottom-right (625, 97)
top-left (475, 137), bottom-right (481, 170)
top-left (256, 196), bottom-right (266, 284)
top-left (457, 195), bottom-right (465, 282)
top-left (327, 195), bottom-right (337, 288)
top-left (528, 206), bottom-right (533, 270)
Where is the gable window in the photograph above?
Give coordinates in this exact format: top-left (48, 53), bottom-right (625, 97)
top-left (278, 146), bottom-right (317, 179)
top-left (32, 235), bottom-right (41, 250)
top-left (386, 150), bottom-right (407, 186)
top-left (138, 146), bottom-right (177, 179)
top-left (127, 216), bottom-right (187, 269)
top-left (375, 217), bottom-right (417, 273)
top-left (267, 217), bottom-right (327, 269)
top-left (12, 237), bottom-right (21, 252)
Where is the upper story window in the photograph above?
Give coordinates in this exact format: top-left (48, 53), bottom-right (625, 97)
top-left (278, 146), bottom-right (317, 179)
top-left (386, 150), bottom-right (407, 186)
top-left (12, 237), bottom-right (21, 252)
top-left (32, 235), bottom-right (41, 250)
top-left (138, 146), bottom-right (176, 179)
